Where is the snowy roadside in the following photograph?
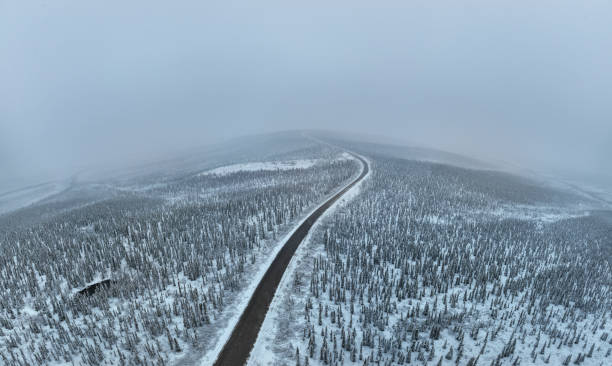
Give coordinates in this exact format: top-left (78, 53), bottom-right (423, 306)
top-left (247, 154), bottom-right (372, 365)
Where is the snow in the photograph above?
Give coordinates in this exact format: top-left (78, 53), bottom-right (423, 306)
top-left (198, 159), bottom-right (320, 177)
top-left (0, 180), bottom-right (69, 215)
top-left (248, 154), bottom-right (370, 365)
top-left (473, 204), bottom-right (590, 224)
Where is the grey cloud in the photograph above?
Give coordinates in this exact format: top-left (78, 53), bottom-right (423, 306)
top-left (1, 0), bottom-right (611, 191)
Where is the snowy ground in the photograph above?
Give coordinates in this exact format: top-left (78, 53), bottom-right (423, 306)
top-left (198, 154), bottom-right (354, 177)
top-left (471, 204), bottom-right (590, 224)
top-left (198, 159), bottom-right (320, 177)
top-left (0, 180), bottom-right (69, 215)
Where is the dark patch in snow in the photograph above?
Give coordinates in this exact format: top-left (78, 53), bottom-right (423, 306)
top-left (77, 279), bottom-right (115, 296)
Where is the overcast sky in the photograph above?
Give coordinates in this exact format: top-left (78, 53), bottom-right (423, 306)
top-left (1, 0), bottom-right (611, 191)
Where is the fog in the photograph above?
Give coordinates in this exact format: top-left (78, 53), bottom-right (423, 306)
top-left (2, 0), bottom-right (611, 192)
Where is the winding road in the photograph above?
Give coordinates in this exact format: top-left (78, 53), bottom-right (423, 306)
top-left (213, 154), bottom-right (369, 366)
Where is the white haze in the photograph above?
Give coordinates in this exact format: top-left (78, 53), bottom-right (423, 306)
top-left (1, 0), bottom-right (611, 192)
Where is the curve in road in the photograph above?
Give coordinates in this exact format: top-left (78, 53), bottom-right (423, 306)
top-left (213, 154), bottom-right (369, 366)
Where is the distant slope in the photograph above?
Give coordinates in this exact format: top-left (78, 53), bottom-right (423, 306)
top-left (312, 131), bottom-right (601, 207)
top-left (0, 180), bottom-right (70, 216)
top-left (308, 129), bottom-right (498, 171)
